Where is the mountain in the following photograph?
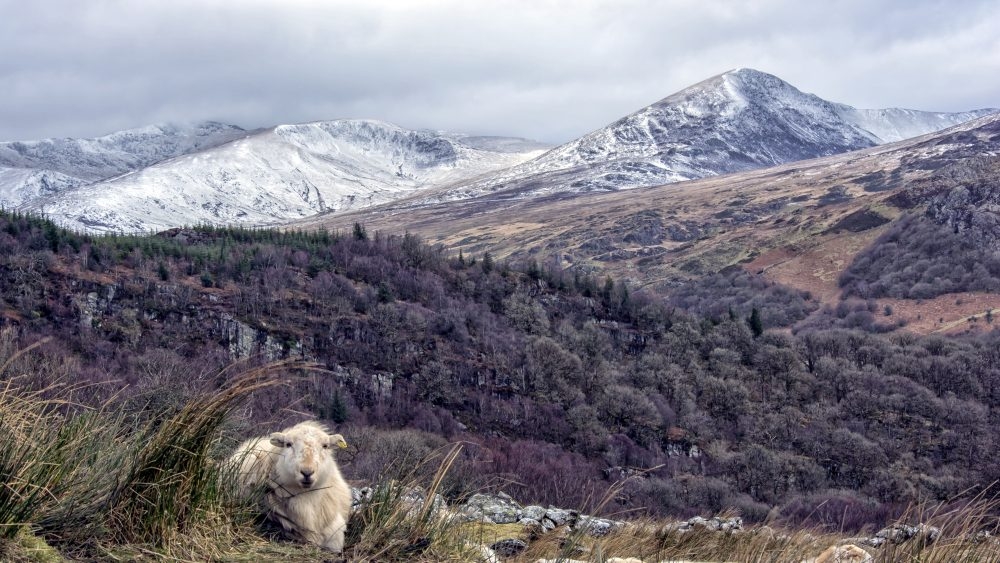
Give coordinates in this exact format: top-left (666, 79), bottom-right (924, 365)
top-left (4, 68), bottom-right (991, 233)
top-left (420, 68), bottom-right (995, 202)
top-left (22, 120), bottom-right (549, 233)
top-left (0, 122), bottom-right (250, 206)
top-left (302, 112), bottom-right (1000, 334)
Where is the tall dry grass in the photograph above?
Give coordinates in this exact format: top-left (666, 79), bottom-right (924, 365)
top-left (5, 329), bottom-right (1000, 562)
top-left (0, 334), bottom-right (298, 559)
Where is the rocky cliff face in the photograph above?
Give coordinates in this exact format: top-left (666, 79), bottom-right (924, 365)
top-left (927, 156), bottom-right (1000, 248)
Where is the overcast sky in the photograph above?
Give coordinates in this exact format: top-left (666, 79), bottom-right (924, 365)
top-left (3, 0), bottom-right (998, 143)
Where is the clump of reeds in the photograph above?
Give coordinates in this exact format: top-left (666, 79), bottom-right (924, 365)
top-left (0, 337), bottom-right (297, 559)
top-left (345, 442), bottom-right (479, 562)
top-left (101, 362), bottom-right (286, 546)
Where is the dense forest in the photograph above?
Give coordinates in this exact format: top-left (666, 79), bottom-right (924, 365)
top-left (2, 209), bottom-right (999, 533)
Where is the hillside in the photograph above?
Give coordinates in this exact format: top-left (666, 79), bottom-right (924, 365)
top-left (7, 120), bottom-right (548, 233)
top-left (0, 121), bottom-right (249, 206)
top-left (3, 207), bottom-right (1000, 551)
top-left (303, 113), bottom-right (1000, 335)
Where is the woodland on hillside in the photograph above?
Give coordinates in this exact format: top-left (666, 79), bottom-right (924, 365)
top-left (1, 210), bottom-right (1000, 533)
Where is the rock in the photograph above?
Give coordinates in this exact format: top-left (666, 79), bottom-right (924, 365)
top-left (400, 486), bottom-right (448, 518)
top-left (523, 519), bottom-right (546, 540)
top-left (522, 505), bottom-right (547, 521)
top-left (872, 523), bottom-right (940, 545)
top-left (971, 530), bottom-right (994, 543)
top-left (473, 543), bottom-right (501, 563)
top-left (577, 515), bottom-right (625, 537)
top-left (864, 537), bottom-right (885, 548)
top-left (350, 486), bottom-right (373, 513)
top-left (460, 492), bottom-right (524, 524)
top-left (490, 538), bottom-right (528, 557)
top-left (518, 517), bottom-right (540, 526)
top-left (669, 515), bottom-right (742, 534)
top-left (714, 516), bottom-right (743, 532)
top-left (544, 507), bottom-right (572, 526)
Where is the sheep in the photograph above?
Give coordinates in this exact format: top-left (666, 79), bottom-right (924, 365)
top-left (228, 420), bottom-right (351, 552)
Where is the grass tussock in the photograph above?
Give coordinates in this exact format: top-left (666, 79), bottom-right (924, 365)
top-left (345, 443), bottom-right (481, 562)
top-left (103, 362), bottom-right (285, 546)
top-left (0, 333), bottom-right (301, 560)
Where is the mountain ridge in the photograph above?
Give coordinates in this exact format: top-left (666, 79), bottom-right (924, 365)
top-left (418, 68), bottom-right (995, 203)
top-left (2, 68), bottom-right (994, 233)
top-left (25, 119), bottom-right (549, 233)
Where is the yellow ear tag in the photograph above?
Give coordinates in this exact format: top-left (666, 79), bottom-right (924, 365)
top-left (338, 439), bottom-right (348, 449)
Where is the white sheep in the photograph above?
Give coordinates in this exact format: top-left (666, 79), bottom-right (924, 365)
top-left (229, 420), bottom-right (351, 552)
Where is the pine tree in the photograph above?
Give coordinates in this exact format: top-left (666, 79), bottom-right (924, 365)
top-left (352, 222), bottom-right (368, 241)
top-left (748, 307), bottom-right (763, 337)
top-left (330, 390), bottom-right (348, 424)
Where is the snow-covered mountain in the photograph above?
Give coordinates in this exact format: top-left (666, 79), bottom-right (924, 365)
top-left (427, 68), bottom-right (996, 201)
top-left (4, 68), bottom-right (993, 233)
top-left (0, 122), bottom-right (249, 207)
top-left (26, 120), bottom-right (549, 233)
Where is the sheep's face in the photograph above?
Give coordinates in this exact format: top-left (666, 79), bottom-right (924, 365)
top-left (270, 426), bottom-right (348, 490)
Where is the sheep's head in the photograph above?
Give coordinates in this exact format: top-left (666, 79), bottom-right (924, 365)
top-left (269, 423), bottom-right (348, 491)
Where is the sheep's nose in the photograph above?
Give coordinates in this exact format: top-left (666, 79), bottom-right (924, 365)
top-left (300, 469), bottom-right (314, 479)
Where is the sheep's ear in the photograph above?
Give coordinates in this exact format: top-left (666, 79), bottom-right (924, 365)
top-left (329, 434), bottom-right (348, 449)
top-left (269, 432), bottom-right (290, 448)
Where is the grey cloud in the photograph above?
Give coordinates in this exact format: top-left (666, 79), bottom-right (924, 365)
top-left (1, 0), bottom-right (997, 143)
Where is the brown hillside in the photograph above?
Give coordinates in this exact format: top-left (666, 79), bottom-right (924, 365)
top-left (297, 114), bottom-right (1000, 334)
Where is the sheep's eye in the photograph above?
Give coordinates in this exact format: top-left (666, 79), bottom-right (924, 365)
top-left (284, 441), bottom-right (293, 448)
top-left (323, 443), bottom-right (330, 449)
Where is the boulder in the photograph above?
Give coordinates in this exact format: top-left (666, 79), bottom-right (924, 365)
top-left (460, 492), bottom-right (524, 524)
top-left (870, 523), bottom-right (940, 546)
top-left (490, 538), bottom-right (528, 557)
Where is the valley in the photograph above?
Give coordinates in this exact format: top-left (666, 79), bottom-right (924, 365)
top-left (2, 66), bottom-right (1000, 561)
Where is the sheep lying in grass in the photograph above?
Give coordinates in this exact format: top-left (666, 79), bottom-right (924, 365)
top-left (229, 421), bottom-right (351, 552)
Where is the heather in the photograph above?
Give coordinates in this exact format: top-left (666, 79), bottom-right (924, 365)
top-left (2, 209), bottom-right (1000, 543)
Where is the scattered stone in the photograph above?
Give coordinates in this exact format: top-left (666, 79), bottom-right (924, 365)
top-left (523, 519), bottom-right (546, 540)
top-left (670, 515), bottom-right (743, 534)
top-left (399, 486), bottom-right (448, 518)
top-left (474, 543), bottom-right (501, 563)
top-left (971, 529), bottom-right (994, 543)
top-left (522, 505), bottom-right (547, 521)
top-left (544, 507), bottom-right (572, 527)
top-left (576, 515), bottom-right (626, 537)
top-left (871, 523), bottom-right (940, 546)
top-left (490, 538), bottom-right (528, 557)
top-left (350, 486), bottom-right (373, 513)
top-left (460, 492), bottom-right (524, 524)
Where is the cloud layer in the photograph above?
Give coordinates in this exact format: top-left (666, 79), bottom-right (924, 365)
top-left (2, 0), bottom-right (998, 143)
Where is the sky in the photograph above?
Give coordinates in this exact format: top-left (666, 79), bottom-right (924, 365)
top-left (2, 0), bottom-right (998, 144)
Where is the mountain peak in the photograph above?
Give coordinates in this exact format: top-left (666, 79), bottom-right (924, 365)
top-left (722, 67), bottom-right (777, 80)
top-left (436, 70), bottom-right (992, 200)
